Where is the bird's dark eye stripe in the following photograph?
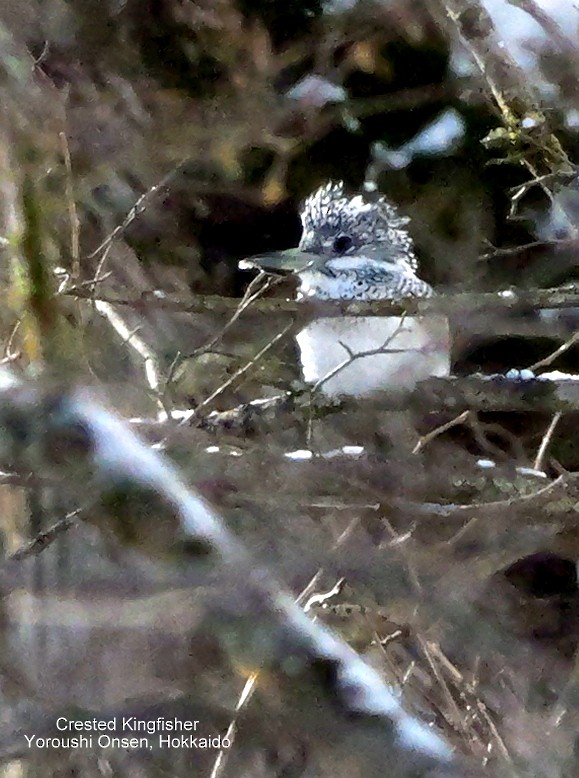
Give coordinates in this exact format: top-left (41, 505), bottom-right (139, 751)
top-left (333, 234), bottom-right (353, 254)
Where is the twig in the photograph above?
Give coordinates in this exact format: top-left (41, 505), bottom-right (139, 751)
top-left (507, 172), bottom-right (576, 196)
top-left (138, 372), bottom-right (579, 431)
top-left (58, 126), bottom-right (80, 278)
top-left (211, 520), bottom-right (360, 778)
top-left (528, 329), bottom-right (579, 371)
top-left (94, 299), bottom-right (164, 404)
top-left (404, 473), bottom-right (568, 521)
top-left (411, 374), bottom-right (579, 414)
top-left (533, 411), bottom-right (562, 471)
top-left (191, 322), bottom-right (294, 416)
top-left (87, 159), bottom-right (189, 260)
top-left (416, 636), bottom-right (470, 737)
top-left (2, 320), bottom-right (20, 361)
top-left (466, 414), bottom-right (526, 461)
top-left (481, 238), bottom-right (568, 259)
top-left (8, 511), bottom-right (79, 562)
top-left (425, 642), bottom-right (514, 764)
top-left (312, 316), bottom-right (409, 395)
top-left (412, 410), bottom-right (471, 454)
top-left (208, 674), bottom-right (257, 778)
top-left (436, 0), bottom-right (573, 187)
top-left (185, 270), bottom-right (277, 360)
top-left (507, 0), bottom-right (575, 55)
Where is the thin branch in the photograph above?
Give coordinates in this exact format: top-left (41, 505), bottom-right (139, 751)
top-left (7, 511), bottom-right (79, 562)
top-left (507, 0), bottom-right (575, 56)
top-left (402, 473), bottom-right (568, 521)
top-left (411, 374), bottom-right (579, 414)
top-left (311, 316), bottom-right (410, 395)
top-left (185, 270), bottom-right (278, 360)
top-left (58, 126), bottom-right (80, 278)
top-left (436, 0), bottom-right (573, 187)
top-left (191, 322), bottom-right (295, 417)
top-left (412, 410), bottom-right (471, 454)
top-left (212, 521), bottom-right (360, 778)
top-left (135, 372), bottom-right (579, 437)
top-left (481, 238), bottom-right (570, 259)
top-left (528, 329), bottom-right (579, 371)
top-left (87, 159), bottom-right (189, 260)
top-left (533, 411), bottom-right (562, 472)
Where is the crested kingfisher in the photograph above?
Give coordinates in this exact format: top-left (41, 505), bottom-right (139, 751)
top-left (241, 182), bottom-right (450, 397)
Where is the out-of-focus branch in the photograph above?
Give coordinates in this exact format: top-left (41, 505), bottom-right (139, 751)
top-left (438, 0), bottom-right (540, 121)
top-left (0, 373), bottom-right (462, 777)
top-left (0, 27), bottom-right (81, 373)
top-left (130, 373), bottom-right (579, 441)
top-left (63, 284), bottom-right (579, 317)
top-left (7, 512), bottom-right (79, 562)
top-left (87, 158), bottom-right (190, 264)
top-left (506, 0), bottom-right (574, 57)
top-left (435, 0), bottom-right (573, 179)
top-left (410, 374), bottom-right (579, 413)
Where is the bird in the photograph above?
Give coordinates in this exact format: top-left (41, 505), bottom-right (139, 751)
top-left (241, 181), bottom-right (450, 397)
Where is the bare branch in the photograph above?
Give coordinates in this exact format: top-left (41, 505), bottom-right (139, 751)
top-left (533, 412), bottom-right (563, 472)
top-left (7, 511), bottom-right (79, 562)
top-left (63, 285), bottom-right (579, 318)
top-left (435, 0), bottom-right (573, 181)
top-left (87, 159), bottom-right (189, 261)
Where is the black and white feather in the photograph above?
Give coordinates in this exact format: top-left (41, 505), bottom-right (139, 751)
top-left (299, 181), bottom-right (418, 270)
top-left (296, 181), bottom-right (432, 301)
top-left (239, 181), bottom-right (450, 396)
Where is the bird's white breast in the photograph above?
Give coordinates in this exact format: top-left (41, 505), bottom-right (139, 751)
top-left (296, 315), bottom-right (450, 397)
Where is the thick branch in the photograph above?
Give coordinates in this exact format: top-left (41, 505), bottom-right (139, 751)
top-left (410, 374), bottom-right (579, 413)
top-left (64, 284), bottom-right (579, 317)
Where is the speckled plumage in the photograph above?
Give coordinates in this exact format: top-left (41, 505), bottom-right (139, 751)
top-left (300, 181), bottom-right (417, 268)
top-left (239, 181), bottom-right (450, 396)
top-left (295, 181), bottom-right (432, 301)
top-left (293, 182), bottom-right (450, 396)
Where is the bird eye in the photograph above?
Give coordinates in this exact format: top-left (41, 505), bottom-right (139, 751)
top-left (332, 234), bottom-right (353, 254)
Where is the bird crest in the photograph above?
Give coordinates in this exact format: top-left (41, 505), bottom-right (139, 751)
top-left (299, 181), bottom-right (417, 270)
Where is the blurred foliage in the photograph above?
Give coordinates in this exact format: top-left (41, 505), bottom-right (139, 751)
top-left (1, 0), bottom-right (579, 776)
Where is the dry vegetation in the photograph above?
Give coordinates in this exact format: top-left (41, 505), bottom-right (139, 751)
top-left (0, 0), bottom-right (579, 776)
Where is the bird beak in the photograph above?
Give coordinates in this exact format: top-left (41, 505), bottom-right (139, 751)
top-left (239, 249), bottom-right (319, 274)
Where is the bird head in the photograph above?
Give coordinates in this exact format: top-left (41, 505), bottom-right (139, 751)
top-left (298, 181), bottom-right (417, 271)
top-left (240, 182), bottom-right (430, 300)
